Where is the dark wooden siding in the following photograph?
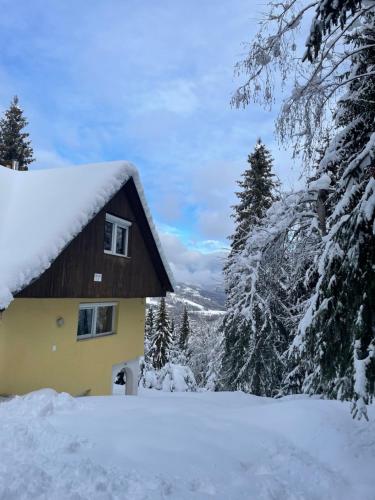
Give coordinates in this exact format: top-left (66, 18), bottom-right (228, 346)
top-left (17, 179), bottom-right (172, 299)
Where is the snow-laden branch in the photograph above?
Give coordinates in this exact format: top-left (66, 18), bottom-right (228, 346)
top-left (232, 1), bottom-right (375, 161)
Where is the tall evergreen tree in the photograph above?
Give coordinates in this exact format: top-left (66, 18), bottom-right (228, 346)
top-left (170, 318), bottom-right (175, 339)
top-left (168, 318), bottom-right (179, 363)
top-left (0, 96), bottom-right (34, 170)
top-left (296, 10), bottom-right (375, 419)
top-left (230, 139), bottom-right (277, 254)
top-left (221, 141), bottom-right (281, 394)
top-left (144, 306), bottom-right (155, 363)
top-left (179, 306), bottom-right (191, 352)
top-left (150, 298), bottom-right (171, 370)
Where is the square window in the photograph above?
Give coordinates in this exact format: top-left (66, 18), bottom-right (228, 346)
top-left (104, 214), bottom-right (131, 257)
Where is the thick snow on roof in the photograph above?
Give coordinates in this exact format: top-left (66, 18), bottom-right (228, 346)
top-left (0, 161), bottom-right (173, 309)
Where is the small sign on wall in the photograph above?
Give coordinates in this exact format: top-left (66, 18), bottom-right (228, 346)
top-left (94, 273), bottom-right (102, 282)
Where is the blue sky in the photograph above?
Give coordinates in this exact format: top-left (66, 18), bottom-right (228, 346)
top-left (0, 0), bottom-right (301, 287)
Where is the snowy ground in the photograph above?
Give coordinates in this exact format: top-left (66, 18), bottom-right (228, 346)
top-left (0, 389), bottom-right (374, 500)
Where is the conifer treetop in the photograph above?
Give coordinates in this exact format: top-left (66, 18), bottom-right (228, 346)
top-left (0, 95), bottom-right (34, 171)
top-left (230, 139), bottom-right (277, 253)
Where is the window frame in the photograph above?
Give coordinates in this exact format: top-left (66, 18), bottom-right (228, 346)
top-left (104, 213), bottom-right (132, 257)
top-left (77, 302), bottom-right (117, 340)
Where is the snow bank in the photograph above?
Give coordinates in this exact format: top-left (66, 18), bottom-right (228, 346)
top-left (0, 390), bottom-right (374, 499)
top-left (1, 388), bottom-right (78, 418)
top-left (0, 161), bottom-right (173, 309)
top-left (0, 394), bottom-right (141, 499)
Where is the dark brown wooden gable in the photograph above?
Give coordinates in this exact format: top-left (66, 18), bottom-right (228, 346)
top-left (17, 179), bottom-right (173, 299)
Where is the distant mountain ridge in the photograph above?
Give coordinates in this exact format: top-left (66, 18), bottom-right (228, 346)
top-left (148, 282), bottom-right (226, 322)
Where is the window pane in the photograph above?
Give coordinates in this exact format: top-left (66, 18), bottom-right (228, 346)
top-left (77, 308), bottom-right (94, 337)
top-left (116, 226), bottom-right (127, 255)
top-left (104, 221), bottom-right (113, 251)
top-left (96, 306), bottom-right (114, 334)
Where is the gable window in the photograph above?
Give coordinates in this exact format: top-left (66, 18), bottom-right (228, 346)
top-left (77, 302), bottom-right (117, 339)
top-left (104, 214), bottom-right (131, 257)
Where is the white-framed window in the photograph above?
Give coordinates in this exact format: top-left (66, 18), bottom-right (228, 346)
top-left (104, 213), bottom-right (131, 257)
top-left (77, 302), bottom-right (117, 339)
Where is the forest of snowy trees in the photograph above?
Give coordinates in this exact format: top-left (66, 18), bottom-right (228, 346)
top-left (222, 0), bottom-right (375, 420)
top-left (138, 298), bottom-right (219, 392)
top-left (144, 0), bottom-right (375, 421)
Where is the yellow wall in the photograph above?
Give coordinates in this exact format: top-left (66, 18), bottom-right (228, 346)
top-left (0, 298), bottom-right (145, 396)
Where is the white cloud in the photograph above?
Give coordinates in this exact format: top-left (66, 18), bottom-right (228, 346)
top-left (159, 231), bottom-right (227, 288)
top-left (32, 149), bottom-right (70, 170)
top-left (139, 79), bottom-right (199, 116)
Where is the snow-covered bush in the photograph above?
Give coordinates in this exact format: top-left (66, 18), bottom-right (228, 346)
top-left (140, 362), bottom-right (197, 392)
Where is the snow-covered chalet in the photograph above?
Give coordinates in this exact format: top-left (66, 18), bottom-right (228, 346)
top-left (0, 161), bottom-right (173, 396)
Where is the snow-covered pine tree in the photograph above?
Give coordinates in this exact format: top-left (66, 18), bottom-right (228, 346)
top-left (188, 318), bottom-right (223, 389)
top-left (281, 135), bottom-right (334, 395)
top-left (144, 306), bottom-right (155, 363)
top-left (205, 322), bottom-right (224, 391)
top-left (179, 306), bottom-right (191, 352)
top-left (0, 96), bottom-right (34, 170)
top-left (139, 306), bottom-right (156, 387)
top-left (168, 318), bottom-right (179, 363)
top-left (150, 297), bottom-right (172, 370)
top-left (230, 139), bottom-right (277, 254)
top-left (304, 0), bottom-right (363, 62)
top-left (296, 9), bottom-right (375, 419)
top-left (221, 141), bottom-right (284, 395)
top-left (170, 318), bottom-right (175, 336)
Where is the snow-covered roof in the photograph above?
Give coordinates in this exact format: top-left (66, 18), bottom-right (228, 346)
top-left (0, 161), bottom-right (174, 309)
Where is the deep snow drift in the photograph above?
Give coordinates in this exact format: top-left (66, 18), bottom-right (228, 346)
top-left (0, 389), bottom-right (374, 499)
